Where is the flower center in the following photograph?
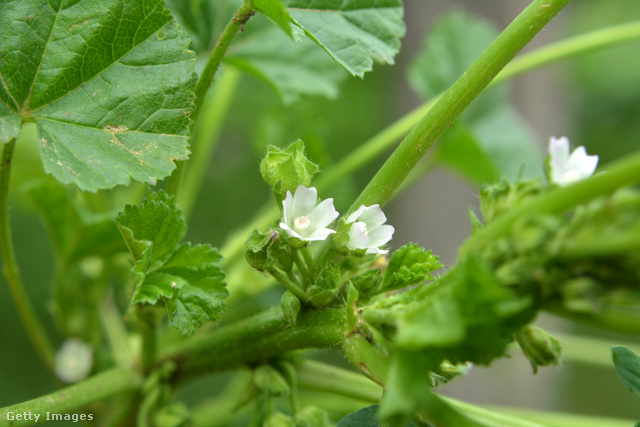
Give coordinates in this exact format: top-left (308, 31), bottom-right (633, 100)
top-left (294, 214), bottom-right (312, 231)
top-left (563, 169), bottom-right (580, 183)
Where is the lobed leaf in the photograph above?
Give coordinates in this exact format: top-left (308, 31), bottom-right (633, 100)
top-left (0, 0), bottom-right (197, 191)
top-left (286, 0), bottom-right (405, 77)
top-left (116, 192), bottom-right (227, 334)
top-left (253, 0), bottom-right (294, 37)
top-left (382, 243), bottom-right (441, 292)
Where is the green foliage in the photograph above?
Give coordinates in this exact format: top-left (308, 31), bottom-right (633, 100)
top-left (0, 0), bottom-right (197, 191)
top-left (408, 9), bottom-right (541, 184)
top-left (225, 28), bottom-right (347, 104)
top-left (244, 227), bottom-right (292, 272)
top-left (337, 404), bottom-right (415, 427)
top-left (115, 192), bottom-right (227, 334)
top-left (381, 243), bottom-right (442, 293)
top-left (260, 139), bottom-right (319, 200)
top-left (286, 0), bottom-right (406, 77)
top-left (516, 325), bottom-right (564, 373)
top-left (612, 346), bottom-right (640, 397)
top-left (253, 0), bottom-right (294, 37)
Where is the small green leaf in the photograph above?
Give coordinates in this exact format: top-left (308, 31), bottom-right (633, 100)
top-left (260, 139), bottom-right (319, 198)
top-left (336, 405), bottom-right (379, 426)
top-left (382, 243), bottom-right (442, 292)
top-left (286, 0), bottom-right (405, 77)
top-left (254, 365), bottom-right (291, 396)
top-left (116, 192), bottom-right (227, 334)
top-left (1, 0), bottom-right (196, 191)
top-left (254, 0), bottom-right (294, 37)
top-left (295, 406), bottom-right (331, 427)
top-left (115, 192), bottom-right (186, 264)
top-left (612, 346), bottom-right (640, 397)
top-left (307, 263), bottom-right (340, 307)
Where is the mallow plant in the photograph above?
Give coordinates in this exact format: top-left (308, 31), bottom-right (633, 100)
top-left (1, 0), bottom-right (640, 426)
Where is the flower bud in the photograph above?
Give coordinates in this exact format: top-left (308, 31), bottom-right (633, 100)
top-left (516, 325), bottom-right (563, 373)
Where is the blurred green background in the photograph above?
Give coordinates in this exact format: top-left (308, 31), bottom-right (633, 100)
top-left (1, 0), bottom-right (640, 424)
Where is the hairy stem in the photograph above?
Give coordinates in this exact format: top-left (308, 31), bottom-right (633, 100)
top-left (162, 307), bottom-right (344, 383)
top-left (0, 367), bottom-right (141, 427)
top-left (0, 138), bottom-right (55, 372)
top-left (349, 0), bottom-right (571, 213)
top-left (166, 2), bottom-right (255, 199)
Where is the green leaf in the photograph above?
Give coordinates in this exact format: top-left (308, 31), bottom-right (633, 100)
top-left (254, 0), bottom-right (294, 37)
top-left (336, 404), bottom-right (416, 427)
top-left (286, 0), bottom-right (405, 77)
top-left (226, 28), bottom-right (347, 104)
top-left (307, 263), bottom-right (340, 307)
top-left (116, 192), bottom-right (227, 334)
top-left (382, 243), bottom-right (442, 292)
top-left (115, 192), bottom-right (186, 264)
top-left (612, 346), bottom-right (640, 397)
top-left (0, 0), bottom-right (196, 191)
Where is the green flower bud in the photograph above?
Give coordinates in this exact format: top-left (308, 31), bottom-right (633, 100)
top-left (516, 325), bottom-right (563, 373)
top-left (265, 412), bottom-right (295, 427)
top-left (295, 406), bottom-right (331, 427)
top-left (306, 264), bottom-right (340, 307)
top-left (244, 228), bottom-right (292, 272)
top-left (260, 139), bottom-right (319, 205)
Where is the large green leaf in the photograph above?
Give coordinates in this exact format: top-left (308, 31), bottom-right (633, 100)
top-left (612, 346), bottom-right (640, 397)
top-left (286, 0), bottom-right (405, 77)
top-left (0, 0), bottom-right (196, 191)
top-left (226, 27), bottom-right (347, 104)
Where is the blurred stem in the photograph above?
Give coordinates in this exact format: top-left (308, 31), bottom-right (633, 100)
top-left (297, 359), bottom-right (382, 403)
top-left (0, 138), bottom-right (55, 373)
top-left (461, 149), bottom-right (640, 256)
top-left (0, 367), bottom-right (142, 427)
top-left (136, 305), bottom-right (158, 372)
top-left (349, 0), bottom-right (571, 213)
top-left (218, 13), bottom-right (640, 271)
top-left (166, 2), bottom-right (254, 199)
top-left (178, 67), bottom-right (242, 218)
top-left (100, 293), bottom-right (133, 367)
top-left (481, 406), bottom-right (635, 427)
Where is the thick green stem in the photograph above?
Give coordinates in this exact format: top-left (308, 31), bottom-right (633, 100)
top-left (0, 138), bottom-right (55, 372)
top-left (461, 149), bottom-right (640, 255)
top-left (163, 307), bottom-right (344, 382)
top-left (136, 306), bottom-right (158, 372)
top-left (166, 2), bottom-right (255, 199)
top-left (349, 0), bottom-right (571, 213)
top-left (0, 367), bottom-right (142, 427)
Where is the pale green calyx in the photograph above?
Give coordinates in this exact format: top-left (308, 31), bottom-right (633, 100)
top-left (548, 136), bottom-right (598, 186)
top-left (280, 185), bottom-right (338, 242)
top-left (346, 205), bottom-right (395, 254)
top-left (260, 139), bottom-right (319, 198)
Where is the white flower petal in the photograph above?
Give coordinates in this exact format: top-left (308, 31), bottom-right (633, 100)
top-left (346, 205), bottom-right (366, 223)
top-left (367, 224), bottom-right (394, 248)
top-left (566, 146), bottom-right (598, 179)
top-left (548, 136), bottom-right (570, 185)
top-left (305, 227), bottom-right (336, 241)
top-left (308, 198), bottom-right (339, 230)
top-left (289, 185), bottom-right (318, 220)
top-left (347, 222), bottom-right (371, 250)
top-left (355, 204), bottom-right (386, 229)
top-left (279, 222), bottom-right (303, 239)
top-left (365, 247), bottom-right (388, 255)
top-left (282, 191), bottom-right (294, 225)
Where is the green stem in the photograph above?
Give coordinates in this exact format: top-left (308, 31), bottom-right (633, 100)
top-left (349, 0), bottom-right (571, 213)
top-left (461, 149), bottom-right (640, 255)
top-left (218, 12), bottom-right (640, 271)
top-left (297, 359), bottom-right (382, 403)
top-left (268, 267), bottom-right (306, 300)
top-left (178, 67), bottom-right (242, 217)
top-left (0, 367), bottom-right (142, 427)
top-left (0, 138), bottom-right (55, 372)
top-left (482, 405), bottom-right (636, 427)
top-left (136, 306), bottom-right (158, 372)
top-left (162, 307), bottom-right (344, 383)
top-left (301, 246), bottom-right (316, 277)
top-left (292, 248), bottom-right (311, 285)
top-left (166, 2), bottom-right (255, 198)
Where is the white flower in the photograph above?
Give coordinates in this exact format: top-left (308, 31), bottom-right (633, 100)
top-left (54, 339), bottom-right (93, 383)
top-left (345, 205), bottom-right (395, 254)
top-left (548, 136), bottom-right (598, 186)
top-left (280, 185), bottom-right (339, 242)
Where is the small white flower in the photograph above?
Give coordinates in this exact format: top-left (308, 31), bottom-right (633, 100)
top-left (280, 185), bottom-right (339, 242)
top-left (548, 136), bottom-right (598, 186)
top-left (345, 205), bottom-right (395, 254)
top-left (54, 339), bottom-right (93, 383)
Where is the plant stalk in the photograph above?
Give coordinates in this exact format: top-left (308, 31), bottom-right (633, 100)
top-left (0, 138), bottom-right (55, 372)
top-left (0, 367), bottom-right (141, 427)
